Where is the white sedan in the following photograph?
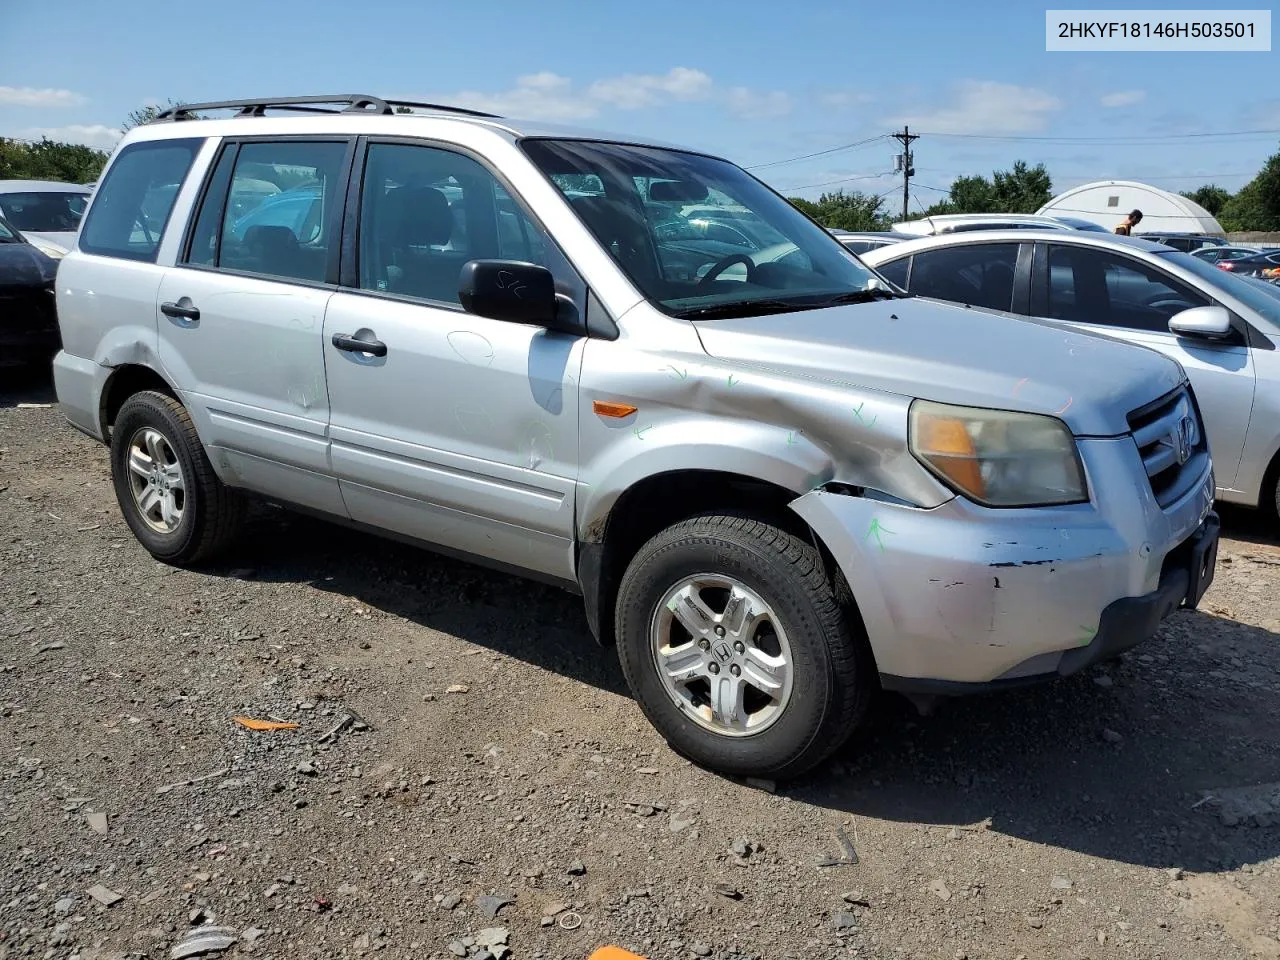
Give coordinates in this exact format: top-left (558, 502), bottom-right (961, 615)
top-left (0, 179), bottom-right (93, 259)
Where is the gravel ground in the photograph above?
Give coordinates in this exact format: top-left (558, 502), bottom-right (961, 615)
top-left (2, 373), bottom-right (1279, 960)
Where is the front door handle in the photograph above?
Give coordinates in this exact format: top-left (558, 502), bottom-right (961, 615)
top-left (160, 300), bottom-right (200, 321)
top-left (331, 332), bottom-right (388, 357)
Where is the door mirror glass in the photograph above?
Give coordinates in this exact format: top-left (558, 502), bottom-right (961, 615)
top-left (1168, 304), bottom-right (1233, 339)
top-left (459, 259), bottom-right (577, 333)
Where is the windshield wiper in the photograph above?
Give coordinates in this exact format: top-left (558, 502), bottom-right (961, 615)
top-left (675, 299), bottom-right (814, 320)
top-left (811, 287), bottom-right (904, 306)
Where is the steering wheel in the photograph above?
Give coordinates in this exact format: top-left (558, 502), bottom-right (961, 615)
top-left (698, 253), bottom-right (756, 287)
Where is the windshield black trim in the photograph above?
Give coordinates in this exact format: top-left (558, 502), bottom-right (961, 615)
top-left (517, 136), bottom-right (883, 321)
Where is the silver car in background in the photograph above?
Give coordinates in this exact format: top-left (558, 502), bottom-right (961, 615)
top-left (0, 179), bottom-right (93, 259)
top-left (862, 230), bottom-right (1280, 514)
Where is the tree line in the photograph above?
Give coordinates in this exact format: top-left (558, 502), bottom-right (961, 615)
top-left (790, 148), bottom-right (1280, 234)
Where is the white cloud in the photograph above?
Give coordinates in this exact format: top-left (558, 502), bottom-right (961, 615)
top-left (435, 67), bottom-right (787, 123)
top-left (587, 67), bottom-right (713, 109)
top-left (1100, 89), bottom-right (1146, 108)
top-left (0, 86), bottom-right (85, 108)
top-left (726, 88), bottom-right (793, 120)
top-left (10, 124), bottom-right (122, 150)
top-left (820, 91), bottom-right (876, 110)
top-left (885, 80), bottom-right (1062, 135)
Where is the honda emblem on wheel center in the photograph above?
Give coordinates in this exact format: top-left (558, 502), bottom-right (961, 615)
top-left (713, 641), bottom-right (733, 663)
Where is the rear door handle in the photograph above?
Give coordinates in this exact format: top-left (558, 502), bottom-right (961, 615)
top-left (331, 332), bottom-right (388, 357)
top-left (160, 300), bottom-right (200, 321)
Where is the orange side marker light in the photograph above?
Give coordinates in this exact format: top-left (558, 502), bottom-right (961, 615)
top-left (593, 400), bottom-right (638, 418)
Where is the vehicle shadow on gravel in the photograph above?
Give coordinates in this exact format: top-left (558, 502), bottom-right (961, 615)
top-left (0, 365), bottom-right (56, 408)
top-left (803, 609), bottom-right (1280, 874)
top-left (223, 505), bottom-right (630, 696)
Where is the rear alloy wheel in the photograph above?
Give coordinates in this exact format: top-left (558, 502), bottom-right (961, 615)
top-left (110, 390), bottom-right (245, 565)
top-left (615, 513), bottom-right (874, 780)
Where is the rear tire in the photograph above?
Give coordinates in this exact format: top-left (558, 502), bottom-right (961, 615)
top-left (109, 390), bottom-right (245, 565)
top-left (614, 512), bottom-right (874, 780)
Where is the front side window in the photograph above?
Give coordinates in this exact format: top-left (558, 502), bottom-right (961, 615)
top-left (0, 191), bottom-right (90, 233)
top-left (0, 216), bottom-right (18, 242)
top-left (521, 138), bottom-right (886, 319)
top-left (356, 142), bottom-right (574, 307)
top-left (907, 243), bottom-right (1018, 312)
top-left (202, 141), bottom-right (346, 283)
top-left (79, 138), bottom-right (203, 262)
top-left (1046, 245), bottom-right (1208, 331)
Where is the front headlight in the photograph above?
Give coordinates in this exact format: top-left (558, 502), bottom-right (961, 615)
top-left (908, 400), bottom-right (1087, 507)
top-left (30, 240), bottom-right (67, 260)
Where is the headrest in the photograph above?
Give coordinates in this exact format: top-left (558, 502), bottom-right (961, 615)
top-left (569, 194), bottom-right (646, 243)
top-left (243, 224), bottom-right (298, 250)
top-left (647, 179), bottom-right (708, 203)
top-left (388, 186), bottom-right (452, 247)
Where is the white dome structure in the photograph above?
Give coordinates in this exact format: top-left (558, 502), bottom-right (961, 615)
top-left (1037, 180), bottom-right (1224, 235)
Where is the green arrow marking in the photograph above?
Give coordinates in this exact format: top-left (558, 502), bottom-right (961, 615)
top-left (727, 374), bottom-right (740, 388)
top-left (666, 365), bottom-right (688, 381)
top-left (852, 401), bottom-right (878, 427)
top-left (633, 425), bottom-right (651, 440)
top-left (864, 517), bottom-right (895, 552)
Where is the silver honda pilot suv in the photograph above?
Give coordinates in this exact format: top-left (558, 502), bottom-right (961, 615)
top-left (52, 94), bottom-right (1220, 779)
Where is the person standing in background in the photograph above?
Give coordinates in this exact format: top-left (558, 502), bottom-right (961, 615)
top-left (1115, 209), bottom-right (1143, 235)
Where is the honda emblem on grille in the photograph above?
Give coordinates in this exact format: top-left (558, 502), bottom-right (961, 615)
top-left (1161, 415), bottom-right (1194, 467)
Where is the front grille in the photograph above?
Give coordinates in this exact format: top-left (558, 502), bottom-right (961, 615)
top-left (1127, 385), bottom-right (1208, 509)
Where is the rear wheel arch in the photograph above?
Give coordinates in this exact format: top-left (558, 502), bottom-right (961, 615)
top-left (99, 364), bottom-right (178, 440)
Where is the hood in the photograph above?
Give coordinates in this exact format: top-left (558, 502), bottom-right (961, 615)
top-left (0, 242), bottom-right (57, 289)
top-left (19, 230), bottom-right (76, 251)
top-left (693, 296), bottom-right (1185, 437)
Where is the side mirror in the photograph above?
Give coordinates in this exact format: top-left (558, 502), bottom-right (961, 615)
top-left (1168, 305), bottom-right (1232, 340)
top-left (458, 259), bottom-right (579, 334)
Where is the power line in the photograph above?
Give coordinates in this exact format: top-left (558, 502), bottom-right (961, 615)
top-left (774, 170), bottom-right (896, 193)
top-left (745, 135), bottom-right (890, 171)
top-left (916, 128), bottom-right (1280, 144)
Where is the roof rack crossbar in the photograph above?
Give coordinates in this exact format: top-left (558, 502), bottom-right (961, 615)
top-left (150, 94), bottom-right (503, 123)
top-left (152, 95), bottom-right (395, 122)
top-left (382, 99), bottom-right (502, 119)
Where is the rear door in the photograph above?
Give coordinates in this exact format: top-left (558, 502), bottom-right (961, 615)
top-left (1029, 241), bottom-right (1256, 489)
top-left (156, 136), bottom-right (355, 514)
top-left (321, 138), bottom-right (587, 581)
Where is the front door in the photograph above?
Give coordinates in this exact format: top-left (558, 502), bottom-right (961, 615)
top-left (157, 136), bottom-right (353, 515)
top-left (322, 139), bottom-right (586, 581)
top-left (1031, 241), bottom-right (1256, 491)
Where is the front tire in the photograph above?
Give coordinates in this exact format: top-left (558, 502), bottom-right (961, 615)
top-left (109, 390), bottom-right (244, 565)
top-left (614, 513), bottom-right (874, 780)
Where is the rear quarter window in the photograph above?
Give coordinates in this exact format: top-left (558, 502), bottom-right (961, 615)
top-left (79, 138), bottom-right (204, 263)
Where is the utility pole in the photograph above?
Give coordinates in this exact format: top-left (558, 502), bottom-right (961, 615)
top-left (891, 126), bottom-right (918, 220)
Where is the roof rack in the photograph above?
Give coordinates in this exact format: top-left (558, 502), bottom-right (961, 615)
top-left (151, 94), bottom-right (501, 122)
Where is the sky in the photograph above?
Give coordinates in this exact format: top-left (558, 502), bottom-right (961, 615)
top-left (2, 0), bottom-right (1277, 218)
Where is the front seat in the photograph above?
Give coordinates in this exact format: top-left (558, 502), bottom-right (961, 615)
top-left (384, 185), bottom-right (461, 303)
top-left (569, 195), bottom-right (658, 286)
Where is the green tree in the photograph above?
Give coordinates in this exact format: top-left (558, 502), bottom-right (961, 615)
top-left (788, 189), bottom-right (887, 231)
top-left (990, 161), bottom-right (1052, 213)
top-left (1219, 148), bottom-right (1280, 232)
top-left (1182, 184), bottom-right (1231, 218)
top-left (947, 174), bottom-right (995, 213)
top-left (0, 137), bottom-right (109, 182)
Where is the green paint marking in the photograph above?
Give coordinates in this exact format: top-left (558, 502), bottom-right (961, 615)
top-left (1078, 625), bottom-right (1097, 645)
top-left (786, 429), bottom-right (802, 446)
top-left (633, 424), bottom-right (651, 440)
top-left (666, 365), bottom-right (688, 381)
top-left (727, 374), bottom-right (740, 388)
top-left (864, 517), bottom-right (895, 552)
top-left (852, 401), bottom-right (878, 427)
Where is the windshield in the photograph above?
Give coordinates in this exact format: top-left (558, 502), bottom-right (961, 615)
top-left (520, 139), bottom-right (883, 318)
top-left (0, 190), bottom-right (89, 233)
top-left (1053, 216), bottom-right (1110, 233)
top-left (1159, 249), bottom-right (1280, 332)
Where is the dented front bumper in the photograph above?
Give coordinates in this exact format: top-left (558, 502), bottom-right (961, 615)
top-left (791, 436), bottom-right (1217, 690)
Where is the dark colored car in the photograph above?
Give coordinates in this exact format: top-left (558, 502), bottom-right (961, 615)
top-left (1216, 249), bottom-right (1280, 281)
top-left (0, 214), bottom-right (60, 369)
top-left (1137, 232), bottom-right (1227, 252)
top-left (1191, 245), bottom-right (1265, 264)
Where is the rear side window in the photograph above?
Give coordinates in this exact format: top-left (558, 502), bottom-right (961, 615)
top-left (183, 139), bottom-right (349, 285)
top-left (79, 138), bottom-right (203, 262)
top-left (908, 243), bottom-right (1019, 312)
top-left (874, 256), bottom-right (910, 289)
